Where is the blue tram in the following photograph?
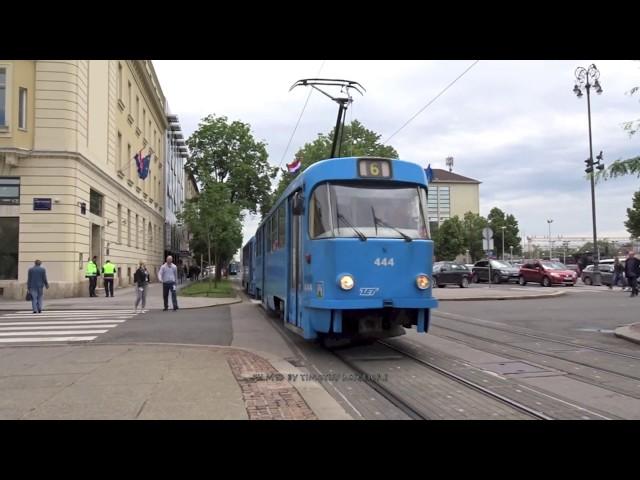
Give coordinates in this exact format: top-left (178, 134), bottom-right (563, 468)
top-left (241, 238), bottom-right (256, 295)
top-left (242, 156), bottom-right (438, 341)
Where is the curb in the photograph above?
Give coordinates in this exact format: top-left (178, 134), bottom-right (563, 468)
top-left (614, 324), bottom-right (640, 346)
top-left (435, 290), bottom-right (568, 301)
top-left (0, 297), bottom-right (243, 311)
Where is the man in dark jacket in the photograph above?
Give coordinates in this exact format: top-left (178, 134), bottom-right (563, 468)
top-left (27, 259), bottom-right (49, 313)
top-left (624, 251), bottom-right (640, 297)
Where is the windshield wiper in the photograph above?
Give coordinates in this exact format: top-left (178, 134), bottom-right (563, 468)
top-left (372, 214), bottom-right (412, 242)
top-left (337, 213), bottom-right (367, 241)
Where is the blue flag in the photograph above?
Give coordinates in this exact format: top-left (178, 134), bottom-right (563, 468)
top-left (425, 164), bottom-right (433, 184)
top-left (140, 154), bottom-right (151, 180)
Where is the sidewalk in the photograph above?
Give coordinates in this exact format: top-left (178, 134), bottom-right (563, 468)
top-left (0, 343), bottom-right (348, 419)
top-left (614, 323), bottom-right (640, 345)
top-left (0, 280), bottom-right (241, 311)
top-left (434, 286), bottom-right (568, 301)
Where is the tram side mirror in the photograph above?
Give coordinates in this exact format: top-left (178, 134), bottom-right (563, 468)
top-left (292, 192), bottom-right (304, 215)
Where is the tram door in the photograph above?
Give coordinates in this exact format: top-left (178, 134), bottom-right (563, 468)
top-left (288, 193), bottom-right (303, 327)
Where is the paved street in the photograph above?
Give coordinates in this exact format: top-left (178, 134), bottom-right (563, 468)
top-left (2, 278), bottom-right (640, 419)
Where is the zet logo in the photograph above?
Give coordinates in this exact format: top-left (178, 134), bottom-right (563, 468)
top-left (359, 287), bottom-right (379, 296)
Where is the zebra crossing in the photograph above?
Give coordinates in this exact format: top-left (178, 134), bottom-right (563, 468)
top-left (0, 309), bottom-right (144, 344)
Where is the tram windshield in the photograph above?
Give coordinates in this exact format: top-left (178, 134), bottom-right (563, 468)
top-left (309, 182), bottom-right (429, 240)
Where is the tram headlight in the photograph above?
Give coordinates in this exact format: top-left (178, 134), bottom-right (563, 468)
top-left (339, 274), bottom-right (355, 291)
top-left (416, 274), bottom-right (430, 290)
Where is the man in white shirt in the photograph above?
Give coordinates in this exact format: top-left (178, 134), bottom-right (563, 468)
top-left (158, 255), bottom-right (179, 311)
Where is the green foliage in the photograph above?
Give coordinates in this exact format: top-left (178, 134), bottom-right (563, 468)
top-left (264, 120), bottom-right (399, 218)
top-left (595, 156), bottom-right (640, 182)
top-left (461, 212), bottom-right (489, 262)
top-left (625, 190), bottom-right (640, 238)
top-left (179, 183), bottom-right (243, 286)
top-left (487, 207), bottom-right (522, 258)
top-left (179, 279), bottom-right (235, 298)
top-left (577, 240), bottom-right (619, 257)
top-left (185, 114), bottom-right (277, 215)
top-left (433, 216), bottom-right (465, 260)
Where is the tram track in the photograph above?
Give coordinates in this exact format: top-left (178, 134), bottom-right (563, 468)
top-left (330, 340), bottom-right (551, 420)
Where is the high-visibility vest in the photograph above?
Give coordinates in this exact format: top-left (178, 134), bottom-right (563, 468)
top-left (102, 262), bottom-right (116, 277)
top-left (85, 261), bottom-right (97, 277)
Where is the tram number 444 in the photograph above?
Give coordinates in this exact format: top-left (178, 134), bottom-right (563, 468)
top-left (374, 258), bottom-right (395, 266)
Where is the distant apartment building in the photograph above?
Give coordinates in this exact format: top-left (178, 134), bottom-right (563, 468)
top-left (426, 168), bottom-right (480, 230)
top-left (164, 111), bottom-right (188, 264)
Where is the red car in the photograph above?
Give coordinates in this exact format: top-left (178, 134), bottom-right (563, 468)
top-left (518, 260), bottom-right (577, 287)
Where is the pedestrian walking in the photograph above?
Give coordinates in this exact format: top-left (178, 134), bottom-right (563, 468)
top-left (85, 255), bottom-right (99, 297)
top-left (624, 251), bottom-right (640, 297)
top-left (158, 255), bottom-right (179, 311)
top-left (27, 259), bottom-right (49, 313)
top-left (610, 257), bottom-right (626, 290)
top-left (102, 259), bottom-right (116, 297)
top-left (134, 261), bottom-right (150, 312)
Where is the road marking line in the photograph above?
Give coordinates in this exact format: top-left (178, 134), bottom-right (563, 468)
top-left (0, 324), bottom-right (118, 331)
top-left (0, 336), bottom-right (98, 343)
top-left (0, 330), bottom-right (109, 336)
top-left (0, 320), bottom-right (126, 326)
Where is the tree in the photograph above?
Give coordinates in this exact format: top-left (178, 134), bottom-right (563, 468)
top-left (433, 216), bottom-right (465, 261)
top-left (265, 120), bottom-right (400, 217)
top-left (595, 74), bottom-right (639, 183)
top-left (461, 211), bottom-right (489, 262)
top-left (577, 240), bottom-right (618, 258)
top-left (179, 183), bottom-right (243, 288)
top-left (185, 114), bottom-right (278, 215)
top-left (487, 207), bottom-right (522, 258)
top-left (625, 190), bottom-right (640, 238)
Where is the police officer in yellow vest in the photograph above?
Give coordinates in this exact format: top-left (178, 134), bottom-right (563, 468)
top-left (85, 256), bottom-right (99, 297)
top-left (102, 260), bottom-right (116, 297)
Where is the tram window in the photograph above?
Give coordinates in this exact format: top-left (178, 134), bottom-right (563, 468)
top-left (271, 214), bottom-right (278, 250)
top-left (309, 183), bottom-right (332, 239)
top-left (278, 204), bottom-right (285, 249)
top-left (266, 219), bottom-right (272, 253)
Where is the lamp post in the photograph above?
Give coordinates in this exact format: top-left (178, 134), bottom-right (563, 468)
top-left (574, 63), bottom-right (604, 286)
top-left (500, 226), bottom-right (506, 260)
top-left (547, 219), bottom-right (553, 260)
top-left (510, 245), bottom-right (513, 262)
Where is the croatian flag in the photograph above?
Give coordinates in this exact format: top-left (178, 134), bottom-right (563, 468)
top-left (287, 157), bottom-right (302, 174)
top-left (141, 154), bottom-right (151, 179)
top-left (135, 150), bottom-right (145, 178)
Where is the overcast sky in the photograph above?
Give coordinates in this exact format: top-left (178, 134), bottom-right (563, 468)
top-left (153, 60), bottom-right (640, 251)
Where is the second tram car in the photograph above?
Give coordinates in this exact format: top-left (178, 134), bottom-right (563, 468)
top-left (242, 156), bottom-right (438, 341)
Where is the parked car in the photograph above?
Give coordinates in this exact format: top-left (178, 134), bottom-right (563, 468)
top-left (433, 262), bottom-right (471, 288)
top-left (472, 260), bottom-right (520, 284)
top-left (519, 260), bottom-right (577, 287)
top-left (581, 264), bottom-right (613, 286)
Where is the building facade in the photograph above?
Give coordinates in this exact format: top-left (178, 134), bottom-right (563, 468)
top-left (0, 60), bottom-right (167, 299)
top-left (427, 168), bottom-right (480, 230)
top-left (164, 112), bottom-right (187, 264)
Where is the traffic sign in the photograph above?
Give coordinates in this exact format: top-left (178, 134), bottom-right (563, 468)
top-left (482, 227), bottom-right (493, 240)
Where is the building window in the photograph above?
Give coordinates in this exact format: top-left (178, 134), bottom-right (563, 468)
top-left (18, 87), bottom-right (27, 130)
top-left (0, 67), bottom-right (6, 126)
top-left (0, 217), bottom-right (19, 280)
top-left (0, 177), bottom-right (20, 205)
top-left (127, 81), bottom-right (132, 111)
top-left (117, 131), bottom-right (122, 169)
top-left (136, 96), bottom-right (139, 124)
top-left (117, 62), bottom-right (123, 100)
top-left (89, 189), bottom-right (103, 216)
top-left (127, 144), bottom-right (131, 176)
top-left (117, 204), bottom-right (122, 243)
top-left (135, 214), bottom-right (139, 249)
top-left (127, 209), bottom-right (131, 247)
top-left (142, 218), bottom-right (146, 250)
